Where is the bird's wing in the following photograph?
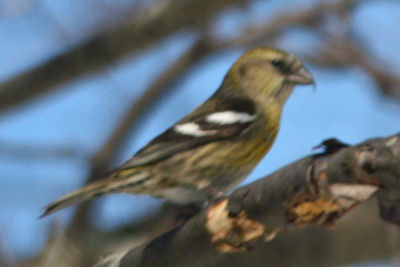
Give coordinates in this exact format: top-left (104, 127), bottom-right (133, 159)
top-left (118, 96), bottom-right (257, 169)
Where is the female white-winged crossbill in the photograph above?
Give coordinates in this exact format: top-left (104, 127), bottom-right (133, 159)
top-left (41, 47), bottom-right (314, 217)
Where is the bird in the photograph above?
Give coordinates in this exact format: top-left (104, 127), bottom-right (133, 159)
top-left (41, 47), bottom-right (314, 218)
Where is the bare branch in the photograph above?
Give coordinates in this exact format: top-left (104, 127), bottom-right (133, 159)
top-left (226, 0), bottom-right (361, 47)
top-left (23, 134), bottom-right (400, 267)
top-left (0, 0), bottom-right (247, 114)
top-left (0, 141), bottom-right (82, 159)
top-left (106, 133), bottom-right (400, 267)
top-left (306, 36), bottom-right (400, 99)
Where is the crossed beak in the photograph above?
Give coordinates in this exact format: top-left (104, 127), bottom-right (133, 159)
top-left (286, 65), bottom-right (314, 85)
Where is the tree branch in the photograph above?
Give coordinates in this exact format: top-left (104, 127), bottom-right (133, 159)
top-left (226, 0), bottom-right (360, 47)
top-left (306, 36), bottom-right (400, 99)
top-left (0, 0), bottom-right (246, 114)
top-left (101, 133), bottom-right (400, 267)
top-left (0, 141), bottom-right (82, 159)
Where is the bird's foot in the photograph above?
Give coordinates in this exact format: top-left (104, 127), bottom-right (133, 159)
top-left (202, 187), bottom-right (227, 208)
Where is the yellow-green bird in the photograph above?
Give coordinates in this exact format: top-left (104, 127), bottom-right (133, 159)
top-left (41, 47), bottom-right (314, 217)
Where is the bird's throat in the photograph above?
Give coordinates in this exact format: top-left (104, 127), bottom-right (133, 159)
top-left (275, 84), bottom-right (295, 104)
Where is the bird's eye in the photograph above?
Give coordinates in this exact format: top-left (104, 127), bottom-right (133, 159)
top-left (271, 59), bottom-right (283, 68)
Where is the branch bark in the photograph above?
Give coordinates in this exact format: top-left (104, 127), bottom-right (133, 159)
top-left (100, 133), bottom-right (400, 267)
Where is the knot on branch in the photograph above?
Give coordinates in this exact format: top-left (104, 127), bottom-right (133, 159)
top-left (286, 196), bottom-right (342, 227)
top-left (286, 182), bottom-right (378, 228)
top-left (354, 136), bottom-right (400, 191)
top-left (205, 199), bottom-right (277, 253)
top-left (286, 141), bottom-right (382, 228)
top-left (354, 144), bottom-right (382, 186)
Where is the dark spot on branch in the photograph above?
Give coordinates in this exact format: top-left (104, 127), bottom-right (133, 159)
top-left (362, 162), bottom-right (376, 174)
top-left (313, 138), bottom-right (349, 156)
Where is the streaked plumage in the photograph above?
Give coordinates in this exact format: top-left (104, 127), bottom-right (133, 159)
top-left (41, 47), bottom-right (314, 217)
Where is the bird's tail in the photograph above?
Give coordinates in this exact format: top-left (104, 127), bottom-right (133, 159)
top-left (40, 180), bottom-right (109, 218)
top-left (40, 170), bottom-right (150, 218)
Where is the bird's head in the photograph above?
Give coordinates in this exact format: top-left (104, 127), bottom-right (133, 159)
top-left (223, 47), bottom-right (314, 104)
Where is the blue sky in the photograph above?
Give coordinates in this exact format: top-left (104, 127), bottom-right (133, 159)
top-left (0, 0), bottom-right (399, 263)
